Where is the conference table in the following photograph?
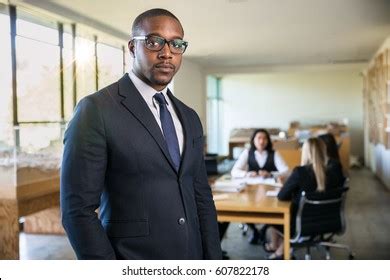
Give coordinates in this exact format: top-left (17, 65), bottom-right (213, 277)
top-left (213, 183), bottom-right (292, 260)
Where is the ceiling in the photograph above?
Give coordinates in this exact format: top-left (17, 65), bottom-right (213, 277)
top-left (16, 0), bottom-right (390, 68)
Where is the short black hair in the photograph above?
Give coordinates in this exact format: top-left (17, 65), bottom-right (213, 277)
top-left (131, 8), bottom-right (183, 37)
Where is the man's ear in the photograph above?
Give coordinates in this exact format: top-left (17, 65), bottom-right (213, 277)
top-left (129, 40), bottom-right (135, 58)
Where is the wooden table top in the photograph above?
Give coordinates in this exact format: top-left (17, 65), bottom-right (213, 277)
top-left (214, 184), bottom-right (291, 214)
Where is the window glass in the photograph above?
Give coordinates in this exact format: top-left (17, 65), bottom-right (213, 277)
top-left (17, 18), bottom-right (58, 45)
top-left (0, 13), bottom-right (14, 146)
top-left (75, 36), bottom-right (96, 101)
top-left (63, 32), bottom-right (74, 120)
top-left (97, 43), bottom-right (123, 88)
top-left (16, 36), bottom-right (61, 122)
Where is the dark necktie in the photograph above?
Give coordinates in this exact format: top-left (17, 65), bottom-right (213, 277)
top-left (154, 93), bottom-right (181, 171)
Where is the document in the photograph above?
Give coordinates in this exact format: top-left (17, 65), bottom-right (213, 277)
top-left (213, 175), bottom-right (247, 192)
top-left (266, 189), bottom-right (280, 197)
top-left (213, 193), bottom-right (230, 200)
top-left (245, 176), bottom-right (282, 187)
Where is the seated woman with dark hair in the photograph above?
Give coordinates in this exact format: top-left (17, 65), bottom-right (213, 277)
top-left (230, 128), bottom-right (289, 244)
top-left (231, 128), bottom-right (289, 179)
top-left (318, 133), bottom-right (340, 162)
top-left (265, 138), bottom-right (345, 259)
top-left (318, 132), bottom-right (346, 177)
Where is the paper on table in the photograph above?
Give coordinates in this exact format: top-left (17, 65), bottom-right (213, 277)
top-left (213, 182), bottom-right (246, 192)
top-left (213, 193), bottom-right (230, 201)
top-left (214, 179), bottom-right (245, 188)
top-left (213, 175), bottom-right (247, 192)
top-left (245, 176), bottom-right (282, 187)
top-left (266, 189), bottom-right (280, 197)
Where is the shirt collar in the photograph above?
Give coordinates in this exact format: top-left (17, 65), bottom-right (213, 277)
top-left (255, 149), bottom-right (268, 156)
top-left (128, 71), bottom-right (169, 108)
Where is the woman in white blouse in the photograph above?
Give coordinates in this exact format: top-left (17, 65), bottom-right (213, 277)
top-left (231, 129), bottom-right (289, 244)
top-left (231, 129), bottom-right (289, 178)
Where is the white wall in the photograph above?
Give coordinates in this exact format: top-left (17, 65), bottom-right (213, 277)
top-left (219, 67), bottom-right (364, 157)
top-left (173, 58), bottom-right (206, 129)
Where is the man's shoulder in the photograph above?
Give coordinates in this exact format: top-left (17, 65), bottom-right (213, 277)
top-left (95, 80), bottom-right (120, 100)
top-left (182, 103), bottom-right (200, 122)
top-left (170, 94), bottom-right (190, 110)
top-left (79, 79), bottom-right (121, 107)
top-left (170, 94), bottom-right (199, 118)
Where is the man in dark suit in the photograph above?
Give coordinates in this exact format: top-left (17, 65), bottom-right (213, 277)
top-left (60, 8), bottom-right (222, 260)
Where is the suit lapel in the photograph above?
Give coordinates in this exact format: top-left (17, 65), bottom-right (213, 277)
top-left (117, 74), bottom-right (178, 173)
top-left (167, 89), bottom-right (192, 177)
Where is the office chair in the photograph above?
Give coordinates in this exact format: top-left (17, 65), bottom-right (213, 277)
top-left (205, 155), bottom-right (219, 175)
top-left (290, 185), bottom-right (355, 260)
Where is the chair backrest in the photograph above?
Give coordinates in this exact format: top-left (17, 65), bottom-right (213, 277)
top-left (291, 185), bottom-right (349, 242)
top-left (205, 155), bottom-right (219, 175)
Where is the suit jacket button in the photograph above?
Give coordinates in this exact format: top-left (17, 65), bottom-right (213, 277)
top-left (178, 217), bottom-right (186, 225)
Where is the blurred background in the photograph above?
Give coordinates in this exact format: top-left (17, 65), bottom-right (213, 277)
top-left (0, 0), bottom-right (389, 260)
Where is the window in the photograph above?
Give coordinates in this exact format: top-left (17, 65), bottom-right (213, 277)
top-left (16, 36), bottom-right (61, 122)
top-left (1, 4), bottom-right (128, 132)
top-left (16, 17), bottom-right (58, 45)
top-left (75, 36), bottom-right (96, 101)
top-left (97, 43), bottom-right (124, 88)
top-left (63, 31), bottom-right (74, 121)
top-left (206, 76), bottom-right (223, 154)
top-left (0, 11), bottom-right (13, 147)
top-left (16, 19), bottom-right (61, 122)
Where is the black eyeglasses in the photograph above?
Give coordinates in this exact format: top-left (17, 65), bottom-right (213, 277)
top-left (132, 35), bottom-right (188, 54)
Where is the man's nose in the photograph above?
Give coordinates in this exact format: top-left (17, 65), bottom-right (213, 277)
top-left (158, 42), bottom-right (173, 58)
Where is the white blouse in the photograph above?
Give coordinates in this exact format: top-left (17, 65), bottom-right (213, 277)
top-left (231, 149), bottom-right (289, 178)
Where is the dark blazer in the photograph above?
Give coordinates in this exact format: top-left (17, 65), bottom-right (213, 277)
top-left (278, 159), bottom-right (345, 214)
top-left (60, 74), bottom-right (222, 260)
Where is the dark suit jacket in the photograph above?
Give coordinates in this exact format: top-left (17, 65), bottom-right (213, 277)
top-left (60, 74), bottom-right (222, 260)
top-left (278, 159), bottom-right (345, 216)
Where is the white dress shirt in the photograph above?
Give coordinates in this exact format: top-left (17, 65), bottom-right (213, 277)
top-left (128, 71), bottom-right (184, 154)
top-left (231, 149), bottom-right (289, 178)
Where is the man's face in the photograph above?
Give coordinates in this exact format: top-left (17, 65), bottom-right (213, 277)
top-left (129, 16), bottom-right (184, 91)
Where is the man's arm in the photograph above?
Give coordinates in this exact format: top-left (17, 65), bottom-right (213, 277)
top-left (60, 96), bottom-right (116, 259)
top-left (191, 112), bottom-right (222, 260)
